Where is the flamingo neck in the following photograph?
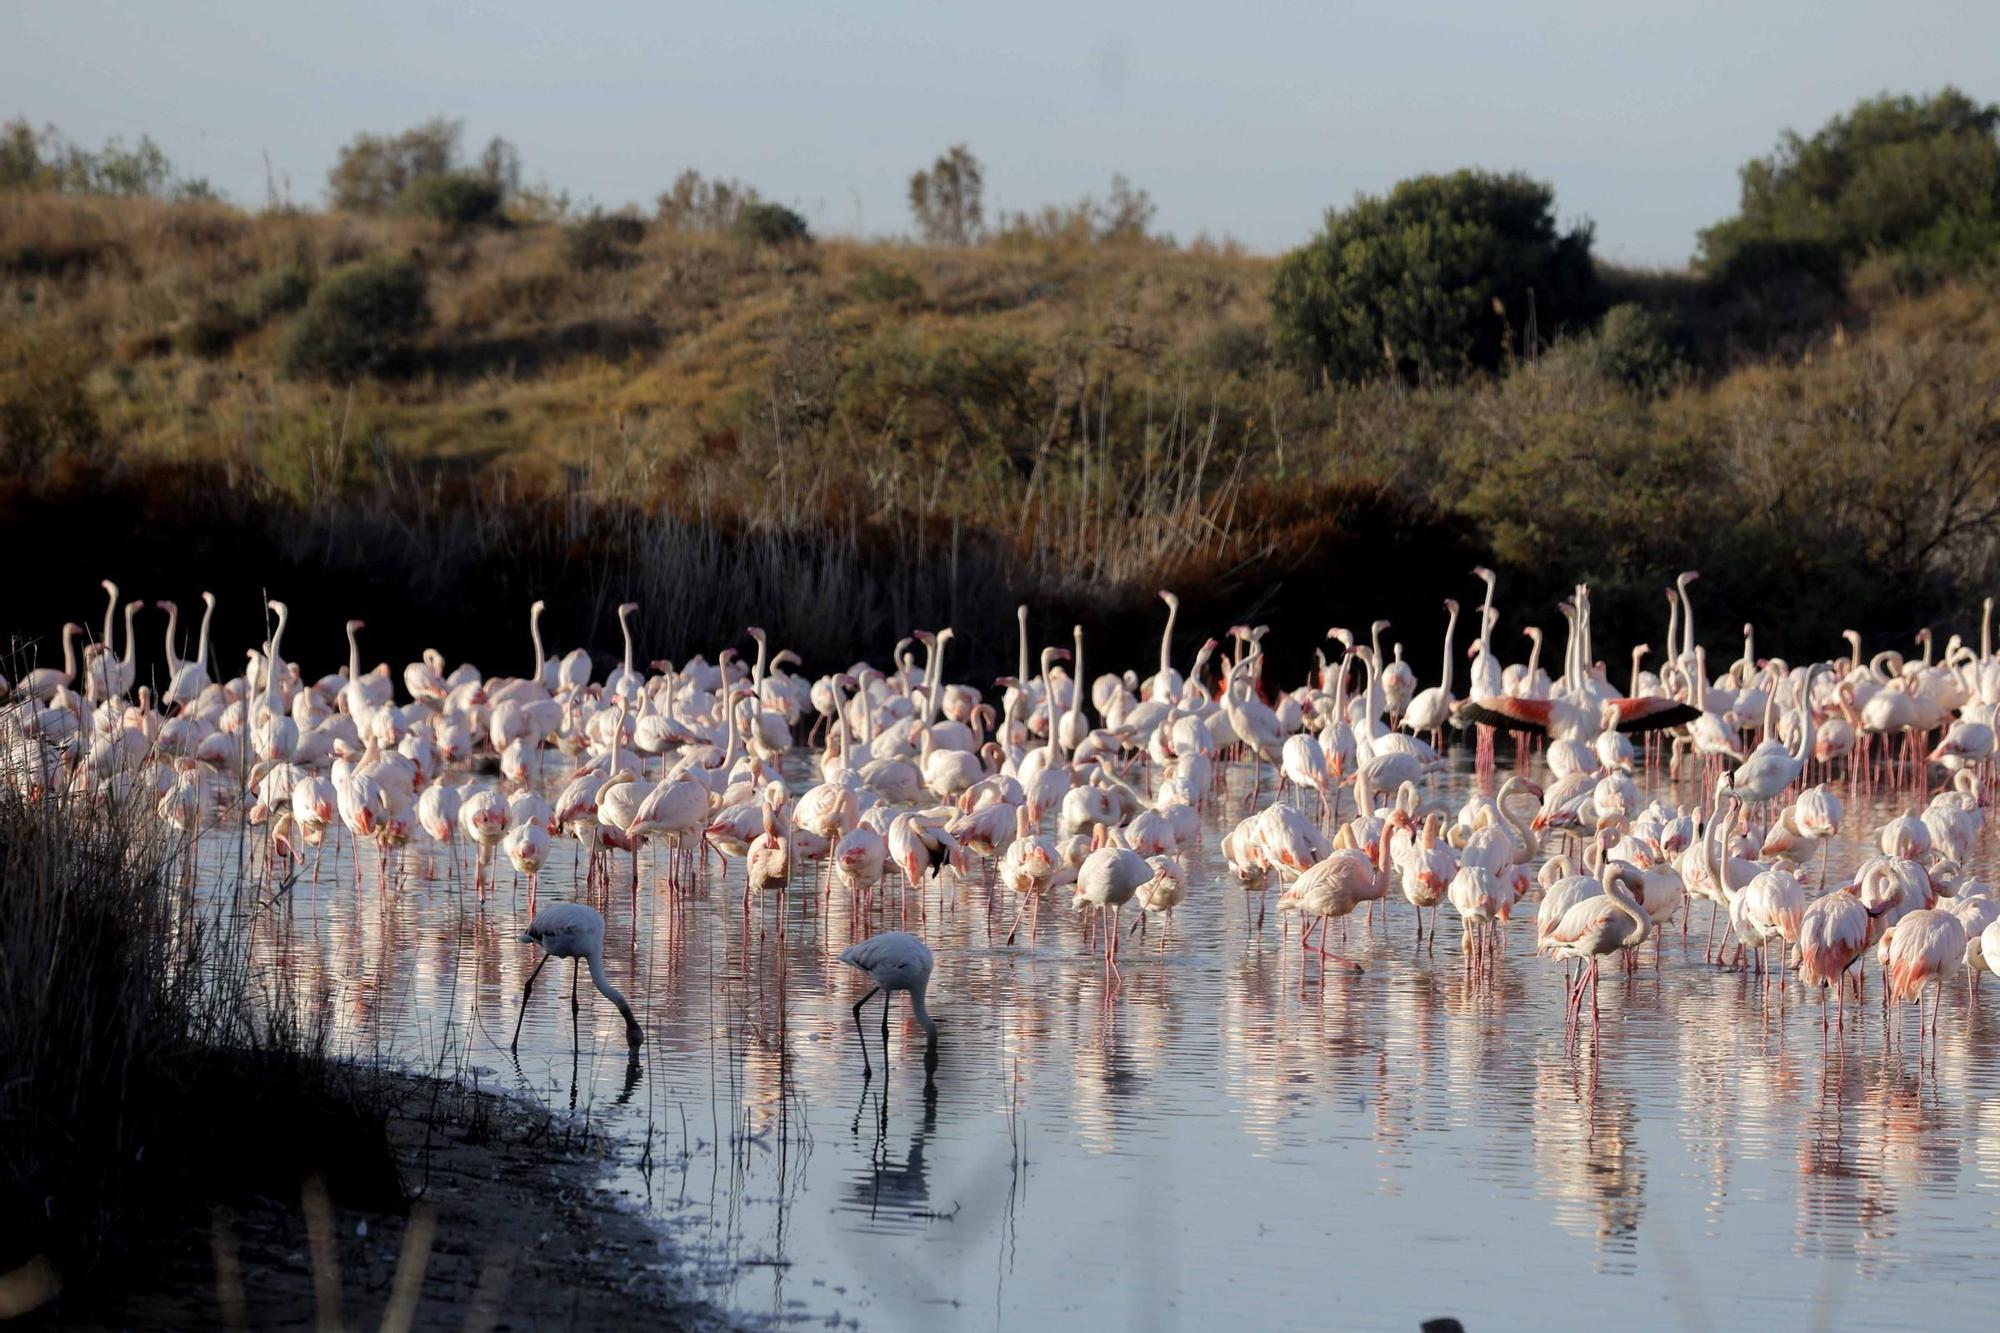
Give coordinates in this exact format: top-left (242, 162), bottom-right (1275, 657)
top-left (1439, 604), bottom-right (1458, 696)
top-left (1607, 870), bottom-right (1651, 945)
top-left (1789, 674), bottom-right (1816, 767)
top-left (585, 948), bottom-right (642, 1045)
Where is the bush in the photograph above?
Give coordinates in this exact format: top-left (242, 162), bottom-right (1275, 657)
top-left (732, 202), bottom-right (810, 246)
top-left (326, 117), bottom-right (458, 212)
top-left (1700, 89), bottom-right (2000, 284)
top-left (246, 262), bottom-right (315, 319)
top-left (1270, 169), bottom-right (1601, 384)
top-left (561, 210), bottom-right (647, 271)
top-left (656, 169), bottom-right (761, 233)
top-left (399, 171), bottom-right (505, 228)
top-left (175, 299), bottom-right (249, 358)
top-left (1589, 303), bottom-right (1681, 395)
top-left (280, 254), bottom-right (430, 380)
top-left (1197, 322), bottom-right (1269, 377)
top-left (850, 264), bottom-right (924, 306)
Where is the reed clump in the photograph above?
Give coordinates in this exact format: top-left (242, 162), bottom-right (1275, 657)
top-left (0, 787), bottom-right (400, 1299)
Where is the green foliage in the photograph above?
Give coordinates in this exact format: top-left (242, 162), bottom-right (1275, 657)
top-left (327, 120), bottom-right (521, 216)
top-left (280, 255), bottom-right (430, 380)
top-left (560, 210), bottom-right (647, 272)
top-left (909, 145), bottom-right (985, 245)
top-left (246, 263), bottom-right (315, 320)
top-left (656, 169), bottom-right (761, 233)
top-left (398, 171), bottom-right (505, 228)
top-left (841, 328), bottom-right (1042, 469)
top-left (1581, 302), bottom-right (1681, 395)
top-left (849, 264), bottom-right (924, 306)
top-left (732, 202), bottom-right (810, 246)
top-left (1700, 89), bottom-right (2000, 284)
top-left (1270, 169), bottom-right (1600, 384)
top-left (0, 118), bottom-right (214, 201)
top-left (992, 173), bottom-right (1159, 247)
top-left (326, 117), bottom-right (458, 211)
top-left (1197, 322), bottom-right (1269, 378)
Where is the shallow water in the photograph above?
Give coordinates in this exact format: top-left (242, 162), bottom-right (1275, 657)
top-left (197, 757), bottom-right (2000, 1331)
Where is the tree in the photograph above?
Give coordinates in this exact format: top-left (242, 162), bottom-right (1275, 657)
top-left (0, 119), bottom-right (214, 200)
top-left (732, 202), bottom-right (810, 246)
top-left (1095, 174), bottom-right (1155, 244)
top-left (1270, 170), bottom-right (1600, 385)
top-left (908, 145), bottom-right (984, 245)
top-left (656, 169), bottom-right (760, 233)
top-left (325, 118), bottom-right (461, 212)
top-left (398, 172), bottom-right (505, 228)
top-left (1699, 89), bottom-right (2000, 284)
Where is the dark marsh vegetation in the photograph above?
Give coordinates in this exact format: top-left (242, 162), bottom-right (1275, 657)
top-left (0, 788), bottom-right (400, 1307)
top-left (7, 91), bottom-right (2000, 683)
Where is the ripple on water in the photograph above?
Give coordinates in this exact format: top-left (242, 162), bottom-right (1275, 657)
top-left (187, 756), bottom-right (2000, 1331)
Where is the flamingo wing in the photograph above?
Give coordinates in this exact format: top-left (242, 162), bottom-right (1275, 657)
top-left (1609, 697), bottom-right (1700, 734)
top-left (1459, 697), bottom-right (1552, 736)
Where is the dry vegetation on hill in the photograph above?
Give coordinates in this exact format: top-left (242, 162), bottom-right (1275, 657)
top-left (6, 93), bottom-right (2000, 675)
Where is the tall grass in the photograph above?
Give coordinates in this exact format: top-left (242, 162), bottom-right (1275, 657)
top-left (0, 783), bottom-right (399, 1299)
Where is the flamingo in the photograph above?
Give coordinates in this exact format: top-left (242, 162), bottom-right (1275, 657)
top-left (838, 930), bottom-right (939, 1079)
top-left (161, 593), bottom-right (216, 708)
top-left (1546, 861), bottom-right (1651, 1045)
top-left (1797, 887), bottom-right (1871, 1030)
top-left (15, 622), bottom-right (84, 703)
top-left (1884, 909), bottom-right (1966, 1066)
top-left (1402, 598), bottom-right (1460, 745)
top-left (510, 903), bottom-right (643, 1051)
top-left (1075, 841), bottom-right (1152, 983)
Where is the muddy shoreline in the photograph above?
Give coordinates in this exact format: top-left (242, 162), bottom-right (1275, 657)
top-left (58, 1070), bottom-right (747, 1332)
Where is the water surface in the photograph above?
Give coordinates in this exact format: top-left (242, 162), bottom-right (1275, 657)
top-left (199, 758), bottom-right (2000, 1331)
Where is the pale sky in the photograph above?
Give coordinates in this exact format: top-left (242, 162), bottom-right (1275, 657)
top-left (8, 2), bottom-right (1994, 265)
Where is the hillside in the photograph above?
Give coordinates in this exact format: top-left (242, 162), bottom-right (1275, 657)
top-left (5, 188), bottom-right (2000, 681)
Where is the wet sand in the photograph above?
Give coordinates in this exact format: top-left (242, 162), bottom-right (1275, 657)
top-left (85, 1072), bottom-right (743, 1332)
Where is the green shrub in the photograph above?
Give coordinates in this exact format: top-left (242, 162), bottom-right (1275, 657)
top-left (1197, 322), bottom-right (1269, 377)
top-left (1589, 303), bottom-right (1681, 395)
top-left (398, 171), bottom-right (505, 228)
top-left (175, 299), bottom-right (249, 358)
top-left (850, 264), bottom-right (924, 305)
top-left (732, 202), bottom-right (810, 246)
top-left (280, 254), bottom-right (430, 380)
top-left (1700, 89), bottom-right (2000, 284)
top-left (1271, 169), bottom-right (1601, 385)
top-left (1708, 236), bottom-right (1845, 297)
top-left (560, 211), bottom-right (647, 272)
top-left (246, 263), bottom-right (314, 319)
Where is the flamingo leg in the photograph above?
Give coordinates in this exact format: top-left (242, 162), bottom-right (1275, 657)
top-left (851, 985), bottom-right (880, 1078)
top-left (511, 952), bottom-right (551, 1051)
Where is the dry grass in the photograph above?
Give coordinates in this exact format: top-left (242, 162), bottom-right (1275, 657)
top-left (8, 192), bottom-right (2000, 667)
top-left (0, 785), bottom-right (403, 1294)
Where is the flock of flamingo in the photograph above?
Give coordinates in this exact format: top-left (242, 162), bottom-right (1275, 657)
top-left (5, 570), bottom-right (1999, 1079)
